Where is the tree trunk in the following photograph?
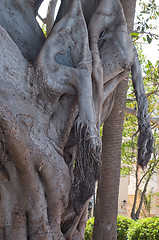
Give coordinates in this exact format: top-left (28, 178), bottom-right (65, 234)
top-left (92, 78), bottom-right (128, 239)
top-left (0, 0), bottom-right (153, 239)
top-left (92, 1), bottom-right (137, 239)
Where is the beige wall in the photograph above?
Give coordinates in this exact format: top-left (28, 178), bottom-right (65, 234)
top-left (118, 176), bottom-right (128, 216)
top-left (118, 174), bottom-right (159, 218)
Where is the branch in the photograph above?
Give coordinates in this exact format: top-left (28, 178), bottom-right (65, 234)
top-left (133, 31), bottom-right (159, 39)
top-left (34, 0), bottom-right (44, 15)
top-left (147, 89), bottom-right (159, 98)
top-left (135, 174), bottom-right (150, 219)
top-left (127, 89), bottom-right (159, 102)
top-left (45, 0), bottom-right (58, 35)
top-left (137, 166), bottom-right (150, 187)
top-left (125, 107), bottom-right (159, 127)
top-left (0, 0), bottom-right (45, 62)
top-left (135, 159), bottom-right (158, 219)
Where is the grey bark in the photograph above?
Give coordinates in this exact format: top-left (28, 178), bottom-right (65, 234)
top-left (92, 0), bottom-right (151, 239)
top-left (0, 0), bottom-right (45, 62)
top-left (0, 0), bottom-right (153, 239)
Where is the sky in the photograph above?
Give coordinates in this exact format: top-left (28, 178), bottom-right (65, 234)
top-left (135, 1), bottom-right (159, 64)
top-left (38, 0), bottom-right (159, 65)
top-left (38, 0), bottom-right (61, 18)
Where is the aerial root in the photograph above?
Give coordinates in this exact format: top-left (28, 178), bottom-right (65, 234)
top-left (137, 95), bottom-right (153, 168)
top-left (138, 125), bottom-right (153, 168)
top-left (71, 118), bottom-right (102, 214)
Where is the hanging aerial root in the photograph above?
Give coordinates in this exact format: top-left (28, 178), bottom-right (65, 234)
top-left (71, 119), bottom-right (102, 214)
top-left (137, 95), bottom-right (153, 168)
top-left (131, 46), bottom-right (154, 169)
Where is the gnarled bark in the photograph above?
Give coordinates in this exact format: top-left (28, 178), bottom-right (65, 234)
top-left (0, 0), bottom-right (153, 239)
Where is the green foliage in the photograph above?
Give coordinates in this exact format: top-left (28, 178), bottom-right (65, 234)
top-left (141, 188), bottom-right (154, 217)
top-left (117, 215), bottom-right (135, 240)
top-left (41, 23), bottom-right (47, 37)
top-left (85, 217), bottom-right (159, 240)
top-left (134, 0), bottom-right (159, 43)
top-left (85, 217), bottom-right (94, 240)
top-left (85, 216), bottom-right (135, 240)
top-left (121, 58), bottom-right (159, 177)
top-left (121, 38), bottom-right (159, 218)
top-left (100, 124), bottom-right (103, 137)
top-left (127, 217), bottom-right (159, 240)
top-left (121, 112), bottom-right (138, 176)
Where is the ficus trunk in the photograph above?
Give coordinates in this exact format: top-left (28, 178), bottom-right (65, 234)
top-left (0, 0), bottom-right (153, 239)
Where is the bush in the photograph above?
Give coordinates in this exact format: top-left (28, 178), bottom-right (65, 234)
top-left (85, 217), bottom-right (94, 240)
top-left (85, 215), bottom-right (134, 240)
top-left (117, 215), bottom-right (134, 240)
top-left (127, 217), bottom-right (159, 240)
top-left (85, 216), bottom-right (159, 240)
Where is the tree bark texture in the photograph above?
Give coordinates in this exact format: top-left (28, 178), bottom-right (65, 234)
top-left (0, 0), bottom-right (153, 239)
top-left (92, 78), bottom-right (128, 240)
top-left (92, 0), bottom-right (152, 239)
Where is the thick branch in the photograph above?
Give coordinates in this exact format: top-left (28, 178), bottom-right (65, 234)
top-left (0, 0), bottom-right (45, 62)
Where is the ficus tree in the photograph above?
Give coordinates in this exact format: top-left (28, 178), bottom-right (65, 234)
top-left (0, 0), bottom-right (153, 239)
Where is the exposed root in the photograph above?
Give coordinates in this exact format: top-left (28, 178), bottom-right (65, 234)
top-left (61, 202), bottom-right (88, 240)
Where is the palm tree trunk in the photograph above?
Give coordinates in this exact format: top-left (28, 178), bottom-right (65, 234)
top-left (92, 1), bottom-right (136, 239)
top-left (92, 77), bottom-right (128, 239)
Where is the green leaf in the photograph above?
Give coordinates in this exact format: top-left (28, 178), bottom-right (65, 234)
top-left (143, 37), bottom-right (147, 42)
top-left (130, 32), bottom-right (139, 37)
top-left (147, 34), bottom-right (152, 44)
